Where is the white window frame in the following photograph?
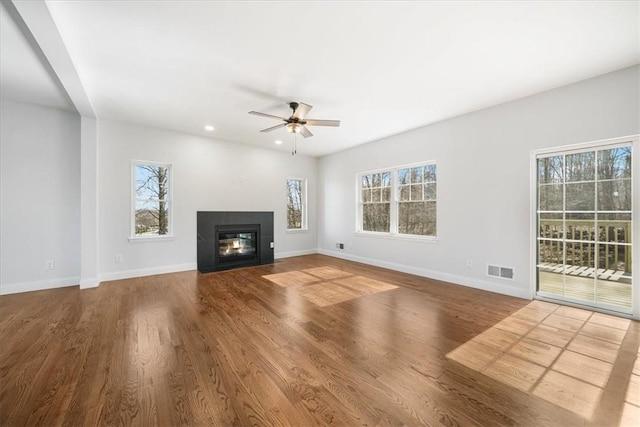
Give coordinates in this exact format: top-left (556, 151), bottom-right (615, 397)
top-left (530, 135), bottom-right (639, 318)
top-left (356, 161), bottom-right (437, 240)
top-left (286, 177), bottom-right (308, 232)
top-left (129, 160), bottom-right (174, 242)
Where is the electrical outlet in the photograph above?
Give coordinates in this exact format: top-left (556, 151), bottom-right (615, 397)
top-left (115, 254), bottom-right (123, 263)
top-left (45, 260), bottom-right (55, 270)
top-left (466, 259), bottom-right (473, 269)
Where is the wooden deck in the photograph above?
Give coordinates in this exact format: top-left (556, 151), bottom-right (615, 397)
top-left (539, 269), bottom-right (632, 310)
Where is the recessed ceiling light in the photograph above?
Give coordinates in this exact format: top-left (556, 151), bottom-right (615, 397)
top-left (275, 140), bottom-right (283, 145)
top-left (204, 125), bottom-right (215, 131)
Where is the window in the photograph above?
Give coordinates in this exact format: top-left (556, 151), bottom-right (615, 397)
top-left (286, 178), bottom-right (307, 230)
top-left (398, 164), bottom-right (437, 236)
top-left (361, 171), bottom-right (391, 232)
top-left (132, 161), bottom-right (172, 238)
top-left (358, 162), bottom-right (437, 237)
top-left (536, 141), bottom-right (633, 313)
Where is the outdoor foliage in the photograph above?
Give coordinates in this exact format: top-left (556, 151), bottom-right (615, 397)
top-left (537, 145), bottom-right (632, 275)
top-left (135, 163), bottom-right (170, 236)
top-left (287, 179), bottom-right (304, 229)
top-left (360, 164), bottom-right (437, 236)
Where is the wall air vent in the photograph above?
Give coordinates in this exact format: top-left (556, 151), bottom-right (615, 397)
top-left (488, 264), bottom-right (514, 280)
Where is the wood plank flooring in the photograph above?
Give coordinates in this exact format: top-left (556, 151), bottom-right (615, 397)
top-left (1, 254), bottom-right (638, 426)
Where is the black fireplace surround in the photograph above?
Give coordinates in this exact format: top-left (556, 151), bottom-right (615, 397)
top-left (197, 211), bottom-right (274, 272)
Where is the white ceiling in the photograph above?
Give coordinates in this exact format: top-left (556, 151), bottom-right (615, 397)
top-left (0, 1), bottom-right (73, 111)
top-left (4, 1), bottom-right (640, 157)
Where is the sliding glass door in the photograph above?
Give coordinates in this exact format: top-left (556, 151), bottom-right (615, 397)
top-left (536, 141), bottom-right (633, 314)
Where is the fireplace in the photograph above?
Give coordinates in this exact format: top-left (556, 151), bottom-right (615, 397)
top-left (197, 211), bottom-right (273, 272)
top-left (216, 225), bottom-right (258, 266)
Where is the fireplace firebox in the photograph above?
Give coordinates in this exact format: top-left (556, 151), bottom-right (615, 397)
top-left (216, 225), bottom-right (258, 266)
top-left (197, 211), bottom-right (274, 273)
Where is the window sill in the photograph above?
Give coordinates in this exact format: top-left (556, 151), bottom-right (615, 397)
top-left (286, 228), bottom-right (309, 234)
top-left (355, 231), bottom-right (438, 243)
top-left (128, 235), bottom-right (176, 243)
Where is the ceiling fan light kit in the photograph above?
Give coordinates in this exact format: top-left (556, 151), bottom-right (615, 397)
top-left (249, 101), bottom-right (340, 141)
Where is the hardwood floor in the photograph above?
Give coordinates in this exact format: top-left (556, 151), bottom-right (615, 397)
top-left (1, 254), bottom-right (638, 426)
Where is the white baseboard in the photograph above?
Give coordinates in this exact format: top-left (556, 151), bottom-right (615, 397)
top-left (317, 249), bottom-right (531, 300)
top-left (80, 278), bottom-right (100, 289)
top-left (0, 253), bottom-right (531, 301)
top-left (275, 249), bottom-right (318, 259)
top-left (98, 262), bottom-right (197, 282)
top-left (1, 276), bottom-right (80, 295)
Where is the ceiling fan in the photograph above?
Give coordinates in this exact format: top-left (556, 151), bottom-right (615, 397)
top-left (249, 102), bottom-right (340, 138)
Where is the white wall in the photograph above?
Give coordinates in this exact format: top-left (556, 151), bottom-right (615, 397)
top-left (317, 65), bottom-right (640, 299)
top-left (0, 99), bottom-right (81, 293)
top-left (97, 120), bottom-right (318, 281)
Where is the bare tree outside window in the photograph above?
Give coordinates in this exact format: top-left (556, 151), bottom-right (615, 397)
top-left (536, 143), bottom-right (633, 312)
top-left (358, 163), bottom-right (436, 236)
top-left (287, 178), bottom-right (306, 230)
top-left (134, 162), bottom-right (171, 236)
top-left (361, 172), bottom-right (391, 232)
top-left (398, 164), bottom-right (436, 236)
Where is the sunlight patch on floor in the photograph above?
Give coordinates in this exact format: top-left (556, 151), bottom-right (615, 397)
top-left (262, 267), bottom-right (398, 307)
top-left (447, 301), bottom-right (636, 423)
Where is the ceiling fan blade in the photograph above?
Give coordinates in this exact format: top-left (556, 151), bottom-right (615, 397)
top-left (292, 102), bottom-right (313, 119)
top-left (260, 123), bottom-right (287, 133)
top-left (249, 111), bottom-right (287, 121)
top-left (304, 119), bottom-right (340, 127)
top-left (300, 125), bottom-right (313, 138)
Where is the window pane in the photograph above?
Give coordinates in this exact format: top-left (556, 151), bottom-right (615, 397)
top-left (398, 201), bottom-right (436, 236)
top-left (399, 185), bottom-right (410, 201)
top-left (398, 168), bottom-right (410, 185)
top-left (410, 184), bottom-right (423, 201)
top-left (134, 163), bottom-right (171, 237)
top-left (287, 178), bottom-right (304, 229)
top-left (135, 200), bottom-right (169, 235)
top-left (598, 214), bottom-right (632, 244)
top-left (136, 164), bottom-right (169, 200)
top-left (598, 179), bottom-right (631, 211)
top-left (598, 146), bottom-right (632, 180)
top-left (372, 188), bottom-right (381, 202)
top-left (539, 213), bottom-right (563, 239)
top-left (566, 213), bottom-right (594, 241)
top-left (538, 239), bottom-right (564, 266)
top-left (381, 187), bottom-right (391, 202)
top-left (538, 156), bottom-right (563, 184)
top-left (363, 203), bottom-right (390, 232)
top-left (539, 184), bottom-right (563, 211)
top-left (564, 257), bottom-right (595, 304)
top-left (566, 241), bottom-right (595, 270)
top-left (372, 173), bottom-right (381, 187)
top-left (596, 244), bottom-right (632, 308)
top-left (381, 171), bottom-right (391, 187)
top-left (411, 167), bottom-right (423, 184)
top-left (598, 244), bottom-right (631, 276)
top-left (565, 182), bottom-right (595, 211)
top-left (424, 183), bottom-right (436, 200)
top-left (362, 175), bottom-right (372, 189)
top-left (565, 152), bottom-right (595, 182)
top-left (424, 165), bottom-right (436, 182)
top-left (362, 189), bottom-right (372, 203)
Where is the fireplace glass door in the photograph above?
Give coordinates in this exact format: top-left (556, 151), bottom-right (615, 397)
top-left (217, 228), bottom-right (258, 265)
